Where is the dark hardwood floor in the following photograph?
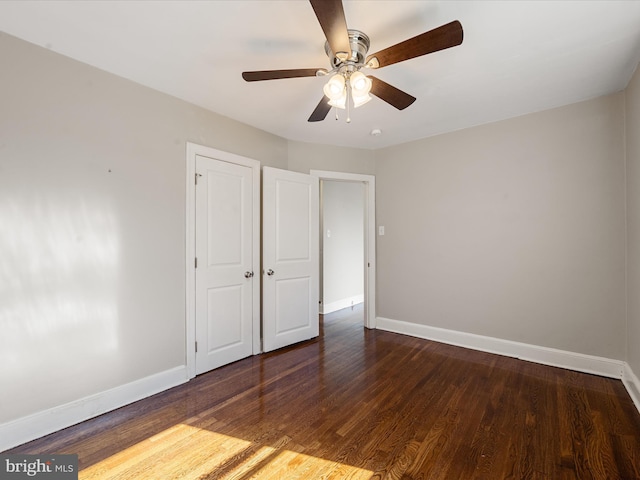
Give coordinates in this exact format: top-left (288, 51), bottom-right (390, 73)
top-left (6, 305), bottom-right (640, 479)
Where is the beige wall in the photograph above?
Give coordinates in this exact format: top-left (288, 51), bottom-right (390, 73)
top-left (287, 140), bottom-right (375, 174)
top-left (0, 32), bottom-right (287, 423)
top-left (626, 63), bottom-right (640, 375)
top-left (375, 94), bottom-right (627, 359)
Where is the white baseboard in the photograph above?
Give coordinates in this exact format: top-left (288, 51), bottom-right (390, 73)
top-left (320, 294), bottom-right (364, 314)
top-left (0, 366), bottom-right (188, 452)
top-left (623, 363), bottom-right (640, 413)
top-left (376, 317), bottom-right (625, 379)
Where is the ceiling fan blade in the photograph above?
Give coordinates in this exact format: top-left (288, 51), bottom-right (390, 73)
top-left (366, 20), bottom-right (463, 69)
top-left (242, 68), bottom-right (323, 82)
top-left (309, 0), bottom-right (351, 59)
top-left (308, 95), bottom-right (332, 122)
top-left (368, 76), bottom-right (416, 110)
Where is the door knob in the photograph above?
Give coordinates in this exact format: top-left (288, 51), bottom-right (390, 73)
top-left (244, 271), bottom-right (254, 278)
top-left (266, 269), bottom-right (275, 276)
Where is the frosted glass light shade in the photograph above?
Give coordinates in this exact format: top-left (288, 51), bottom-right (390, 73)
top-left (324, 74), bottom-right (347, 109)
top-left (350, 71), bottom-right (372, 95)
top-left (352, 92), bottom-right (372, 108)
top-left (323, 74), bottom-right (346, 100)
top-left (328, 92), bottom-right (347, 109)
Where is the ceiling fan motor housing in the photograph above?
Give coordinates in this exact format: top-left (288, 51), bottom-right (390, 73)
top-left (325, 29), bottom-right (370, 69)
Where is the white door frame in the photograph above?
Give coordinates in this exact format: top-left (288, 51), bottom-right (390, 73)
top-left (186, 142), bottom-right (261, 379)
top-left (310, 170), bottom-right (376, 329)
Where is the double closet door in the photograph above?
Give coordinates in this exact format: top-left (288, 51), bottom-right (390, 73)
top-left (194, 152), bottom-right (318, 375)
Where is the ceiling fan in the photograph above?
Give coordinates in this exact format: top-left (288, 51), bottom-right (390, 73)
top-left (242, 0), bottom-right (463, 122)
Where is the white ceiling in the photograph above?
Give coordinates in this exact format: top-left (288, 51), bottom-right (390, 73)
top-left (1, 1), bottom-right (640, 149)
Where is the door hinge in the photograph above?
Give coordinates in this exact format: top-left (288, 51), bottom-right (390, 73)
top-left (195, 257), bottom-right (198, 268)
top-left (195, 173), bottom-right (202, 185)
top-left (195, 341), bottom-right (198, 353)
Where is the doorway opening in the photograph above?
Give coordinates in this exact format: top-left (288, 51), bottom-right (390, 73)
top-left (310, 171), bottom-right (376, 329)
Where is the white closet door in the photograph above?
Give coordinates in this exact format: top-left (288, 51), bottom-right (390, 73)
top-left (195, 154), bottom-right (255, 374)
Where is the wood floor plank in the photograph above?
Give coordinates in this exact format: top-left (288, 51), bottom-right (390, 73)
top-left (5, 305), bottom-right (640, 479)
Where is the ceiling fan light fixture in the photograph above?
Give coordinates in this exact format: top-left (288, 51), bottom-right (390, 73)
top-left (324, 73), bottom-right (347, 109)
top-left (352, 92), bottom-right (371, 108)
top-left (323, 74), bottom-right (346, 100)
top-left (327, 91), bottom-right (347, 109)
top-left (349, 72), bottom-right (372, 108)
top-left (349, 71), bottom-right (372, 108)
top-left (349, 71), bottom-right (371, 95)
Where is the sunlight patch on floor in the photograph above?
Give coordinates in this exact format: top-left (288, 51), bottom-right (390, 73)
top-left (79, 423), bottom-right (374, 479)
